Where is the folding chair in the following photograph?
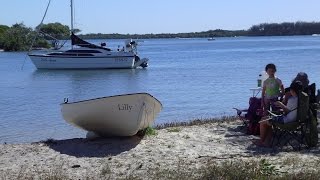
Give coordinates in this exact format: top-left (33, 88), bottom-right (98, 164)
top-left (233, 97), bottom-right (262, 135)
top-left (304, 83), bottom-right (319, 147)
top-left (270, 82), bottom-right (319, 149)
top-left (317, 89), bottom-right (320, 104)
top-left (270, 91), bottom-right (309, 150)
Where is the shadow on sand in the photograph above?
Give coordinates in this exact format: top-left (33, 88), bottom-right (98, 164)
top-left (43, 135), bottom-right (142, 158)
top-left (225, 123), bottom-right (320, 155)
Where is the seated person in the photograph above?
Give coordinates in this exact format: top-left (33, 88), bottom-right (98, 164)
top-left (283, 72), bottom-right (309, 105)
top-left (254, 81), bottom-right (303, 147)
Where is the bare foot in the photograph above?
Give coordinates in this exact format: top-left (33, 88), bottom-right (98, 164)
top-left (252, 139), bottom-right (269, 147)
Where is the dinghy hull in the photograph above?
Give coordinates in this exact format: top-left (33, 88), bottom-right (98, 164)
top-left (61, 93), bottom-right (162, 136)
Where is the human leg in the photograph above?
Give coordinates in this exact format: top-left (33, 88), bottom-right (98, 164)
top-left (260, 120), bottom-right (271, 142)
top-left (253, 120), bottom-right (272, 146)
top-left (263, 98), bottom-right (271, 116)
top-left (263, 124), bottom-right (273, 146)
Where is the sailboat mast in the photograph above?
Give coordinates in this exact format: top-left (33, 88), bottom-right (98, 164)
top-left (70, 0), bottom-right (74, 33)
top-left (70, 0), bottom-right (74, 49)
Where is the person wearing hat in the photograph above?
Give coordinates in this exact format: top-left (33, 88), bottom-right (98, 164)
top-left (282, 72), bottom-right (309, 105)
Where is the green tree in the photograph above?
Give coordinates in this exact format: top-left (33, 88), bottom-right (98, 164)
top-left (247, 21), bottom-right (320, 36)
top-left (0, 23), bottom-right (50, 51)
top-left (0, 25), bottom-right (9, 35)
top-left (37, 22), bottom-right (75, 49)
top-left (0, 25), bottom-right (10, 49)
top-left (1, 23), bottom-right (33, 51)
top-left (38, 22), bottom-right (70, 39)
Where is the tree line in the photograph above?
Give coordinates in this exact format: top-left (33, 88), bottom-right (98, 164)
top-left (0, 22), bottom-right (71, 51)
top-left (77, 22), bottom-right (320, 39)
top-left (248, 22), bottom-right (320, 36)
top-left (0, 23), bottom-right (49, 51)
top-left (1, 21), bottom-right (320, 51)
top-left (79, 29), bottom-right (247, 39)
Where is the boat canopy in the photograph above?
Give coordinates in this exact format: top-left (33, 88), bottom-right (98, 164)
top-left (71, 33), bottom-right (111, 51)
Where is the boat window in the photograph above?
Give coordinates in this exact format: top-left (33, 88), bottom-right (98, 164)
top-left (48, 53), bottom-right (77, 56)
top-left (78, 54), bottom-right (94, 56)
top-left (65, 50), bottom-right (102, 53)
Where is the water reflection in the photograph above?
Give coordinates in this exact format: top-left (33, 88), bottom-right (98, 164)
top-left (31, 69), bottom-right (149, 102)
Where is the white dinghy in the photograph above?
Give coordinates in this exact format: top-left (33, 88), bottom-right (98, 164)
top-left (61, 93), bottom-right (162, 137)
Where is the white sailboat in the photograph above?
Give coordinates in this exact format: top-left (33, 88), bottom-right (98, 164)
top-left (28, 0), bottom-right (148, 69)
top-left (61, 93), bottom-right (162, 137)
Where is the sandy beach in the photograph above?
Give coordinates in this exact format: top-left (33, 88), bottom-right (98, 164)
top-left (1, 118), bottom-right (320, 179)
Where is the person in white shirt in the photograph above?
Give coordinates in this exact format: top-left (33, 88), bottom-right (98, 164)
top-left (254, 81), bottom-right (302, 147)
top-left (282, 72), bottom-right (309, 105)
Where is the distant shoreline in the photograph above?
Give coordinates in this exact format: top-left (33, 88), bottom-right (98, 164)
top-left (79, 34), bottom-right (317, 40)
top-left (2, 21), bottom-right (320, 51)
top-left (78, 21), bottom-right (320, 39)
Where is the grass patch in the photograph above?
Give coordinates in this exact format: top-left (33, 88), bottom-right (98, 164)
top-left (1, 163), bottom-right (70, 180)
top-left (2, 158), bottom-right (320, 179)
top-left (122, 158), bottom-right (320, 180)
top-left (167, 127), bottom-right (181, 132)
top-left (136, 126), bottom-right (157, 137)
top-left (183, 135), bottom-right (190, 139)
top-left (155, 116), bottom-right (237, 130)
top-left (281, 156), bottom-right (301, 167)
top-left (145, 126), bottom-right (157, 136)
top-left (199, 159), bottom-right (281, 179)
top-left (259, 158), bottom-right (282, 176)
top-left (100, 163), bottom-right (112, 179)
top-left (144, 158), bottom-right (313, 179)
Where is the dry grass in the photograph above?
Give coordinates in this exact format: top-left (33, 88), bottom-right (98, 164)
top-left (155, 116), bottom-right (238, 129)
top-left (1, 156), bottom-right (320, 180)
top-left (0, 164), bottom-right (69, 180)
top-left (167, 127), bottom-right (182, 132)
top-left (115, 158), bottom-right (320, 180)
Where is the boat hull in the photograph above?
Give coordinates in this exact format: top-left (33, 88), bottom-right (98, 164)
top-left (29, 55), bottom-right (137, 69)
top-left (61, 93), bottom-right (162, 136)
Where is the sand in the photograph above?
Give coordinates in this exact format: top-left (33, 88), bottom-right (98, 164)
top-left (0, 119), bottom-right (320, 179)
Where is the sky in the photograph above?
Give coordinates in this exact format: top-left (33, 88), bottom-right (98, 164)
top-left (1, 0), bottom-right (320, 34)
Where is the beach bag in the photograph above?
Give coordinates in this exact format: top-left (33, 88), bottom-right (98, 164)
top-left (245, 97), bottom-right (262, 135)
top-left (247, 122), bottom-right (260, 135)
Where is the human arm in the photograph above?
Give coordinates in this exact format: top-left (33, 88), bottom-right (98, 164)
top-left (282, 90), bottom-right (291, 105)
top-left (274, 101), bottom-right (290, 113)
top-left (280, 84), bottom-right (285, 98)
top-left (277, 78), bottom-right (285, 98)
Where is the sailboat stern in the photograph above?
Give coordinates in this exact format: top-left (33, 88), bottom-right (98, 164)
top-left (134, 57), bottom-right (149, 68)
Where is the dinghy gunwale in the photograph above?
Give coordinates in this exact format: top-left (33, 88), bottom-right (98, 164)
top-left (60, 92), bottom-right (162, 108)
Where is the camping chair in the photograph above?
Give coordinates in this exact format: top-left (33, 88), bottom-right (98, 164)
top-left (270, 91), bottom-right (309, 150)
top-left (233, 107), bottom-right (248, 126)
top-left (271, 83), bottom-right (319, 150)
top-left (317, 89), bottom-right (320, 104)
top-left (304, 83), bottom-right (319, 147)
top-left (233, 97), bottom-right (263, 135)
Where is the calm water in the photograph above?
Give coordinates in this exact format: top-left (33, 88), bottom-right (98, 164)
top-left (1, 36), bottom-right (320, 143)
